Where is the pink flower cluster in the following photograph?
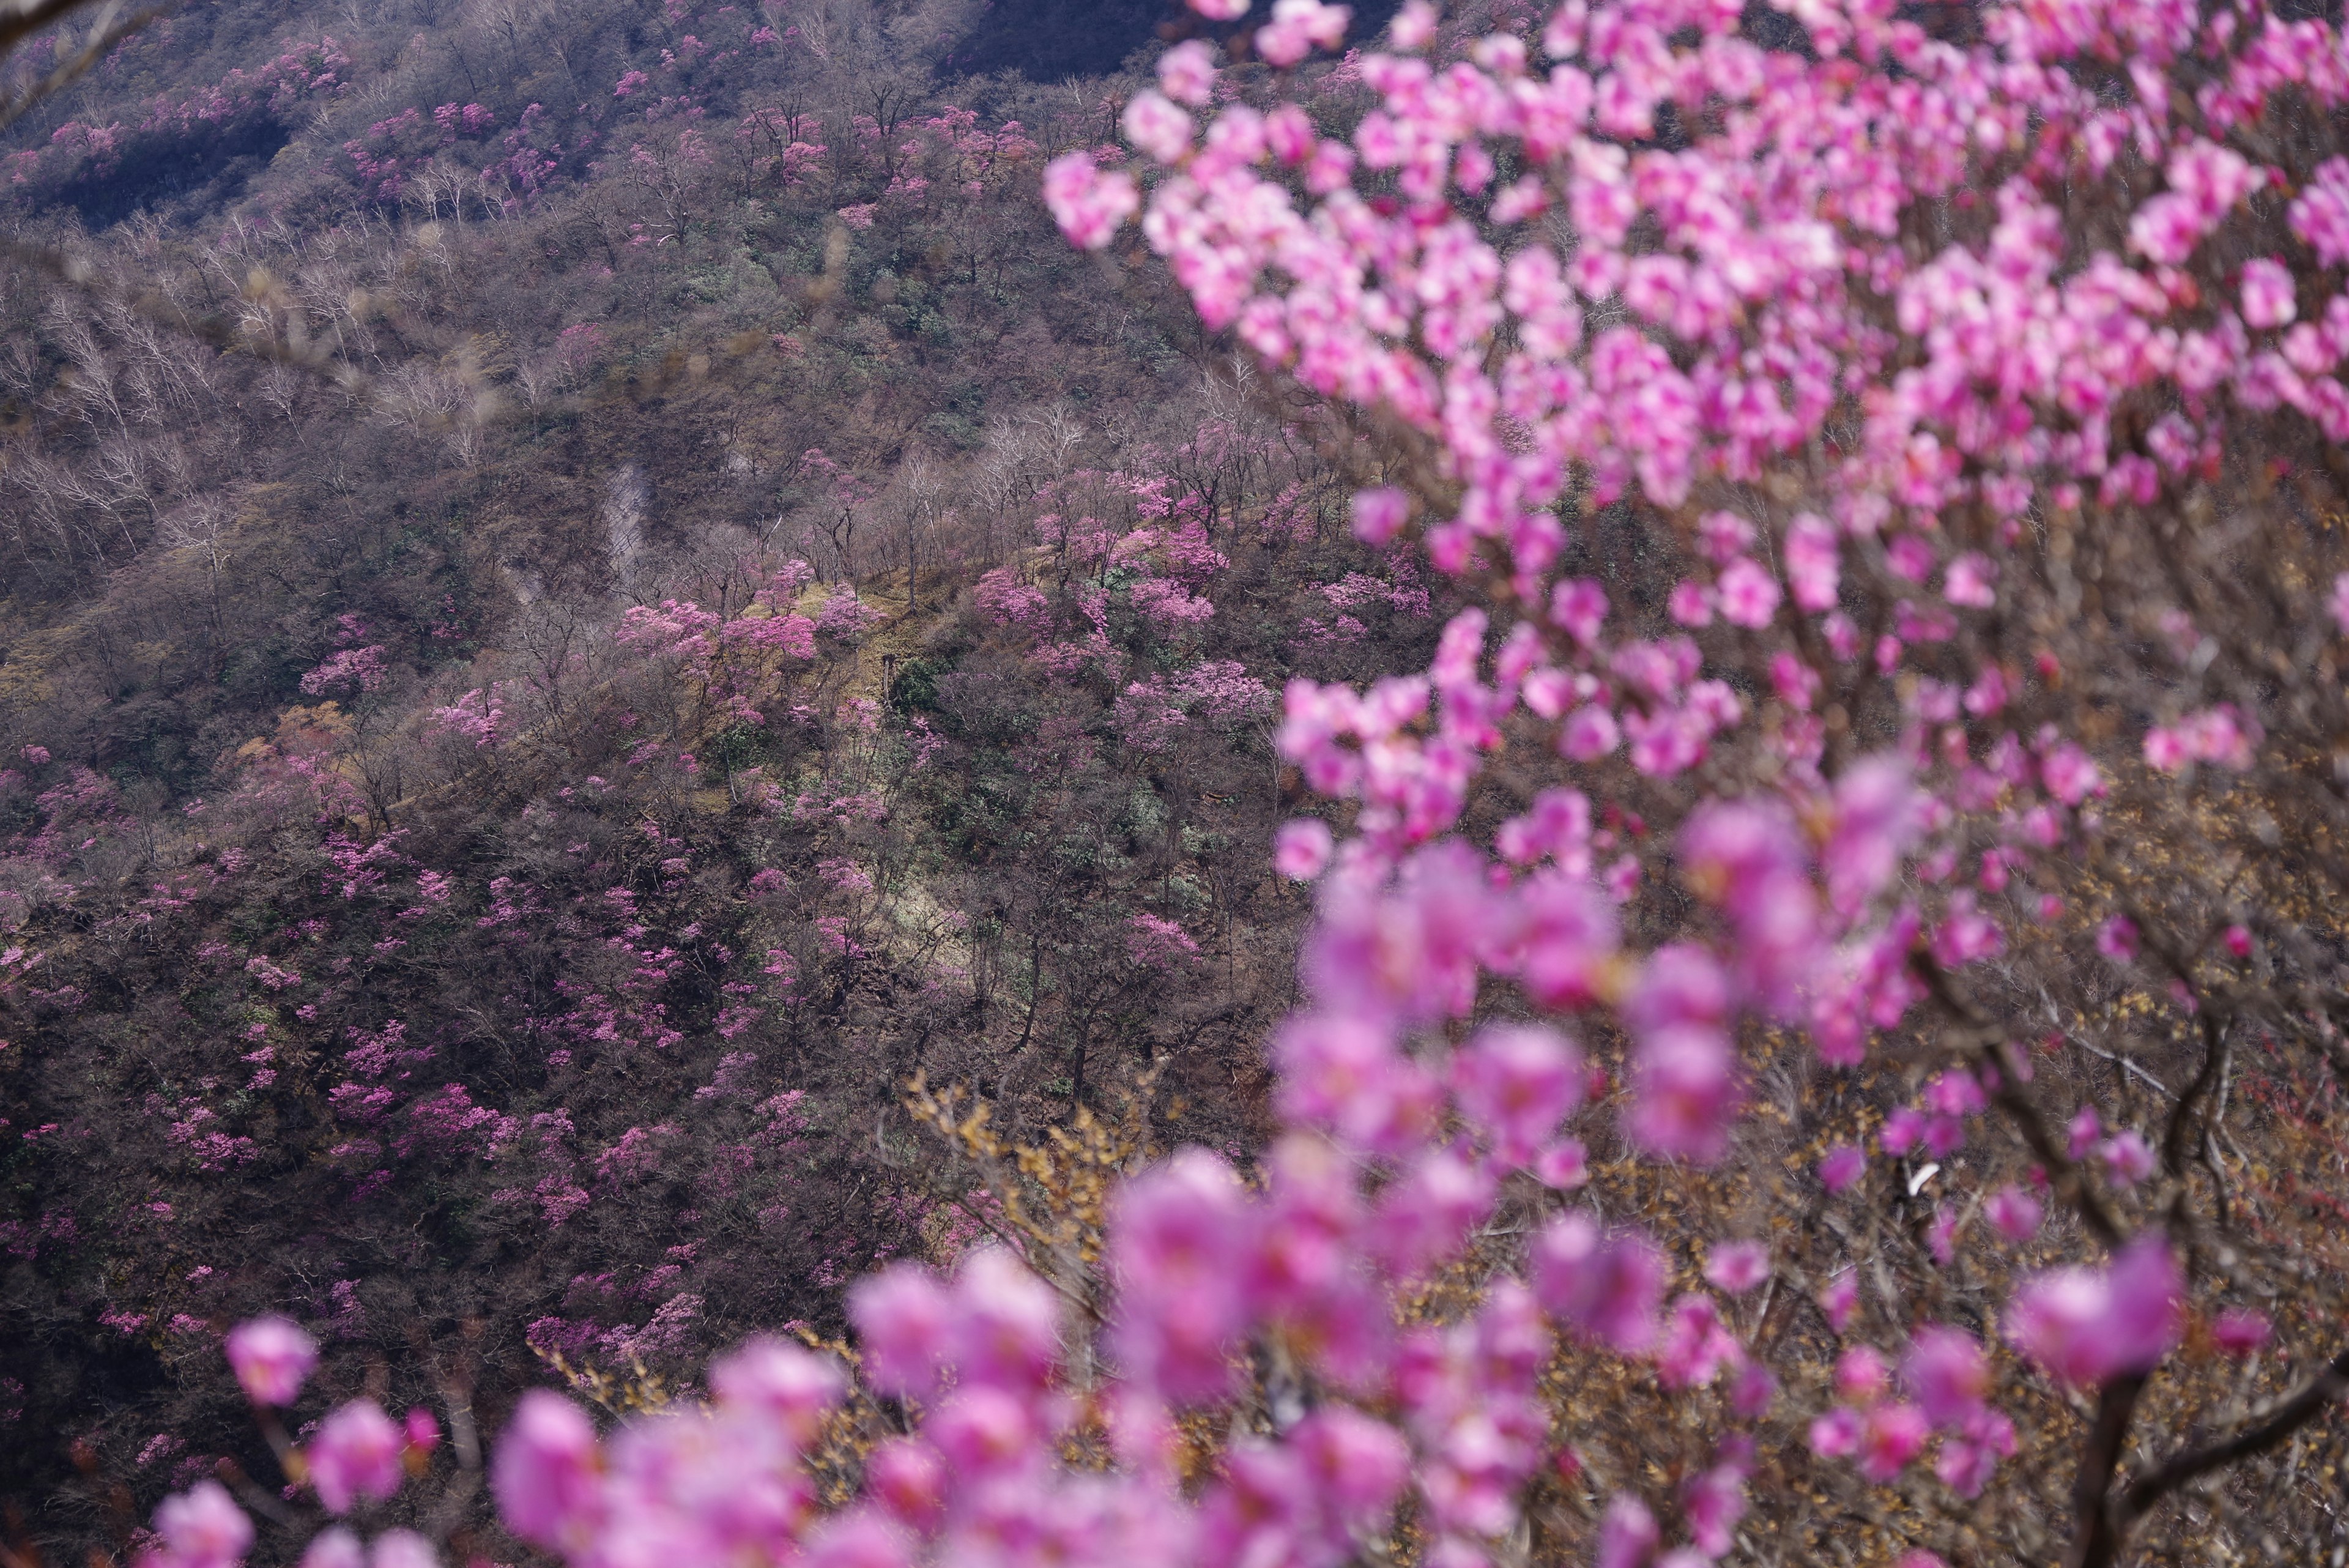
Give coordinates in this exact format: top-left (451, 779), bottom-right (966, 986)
top-left (469, 1150), bottom-right (1749, 1568)
top-left (2005, 1238), bottom-right (2186, 1389)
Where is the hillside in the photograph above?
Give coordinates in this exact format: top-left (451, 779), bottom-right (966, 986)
top-left (0, 0), bottom-right (1436, 1546)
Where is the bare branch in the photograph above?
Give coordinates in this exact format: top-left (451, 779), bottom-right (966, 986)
top-left (0, 0), bottom-right (169, 136)
top-left (2119, 1347), bottom-right (2349, 1528)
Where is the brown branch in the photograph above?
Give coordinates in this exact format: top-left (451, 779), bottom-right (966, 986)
top-left (0, 0), bottom-right (111, 54)
top-left (2064, 1372), bottom-right (2148, 1568)
top-left (2118, 1346), bottom-right (2349, 1528)
top-left (2160, 1005), bottom-right (2231, 1181)
top-left (0, 1), bottom-right (168, 136)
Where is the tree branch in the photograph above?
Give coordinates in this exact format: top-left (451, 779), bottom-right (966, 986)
top-left (2118, 1347), bottom-right (2349, 1528)
top-left (0, 0), bottom-right (168, 136)
top-left (0, 0), bottom-right (109, 54)
top-left (2065, 1373), bottom-right (2147, 1568)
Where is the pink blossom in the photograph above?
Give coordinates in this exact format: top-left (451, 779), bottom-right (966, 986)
top-left (864, 1440), bottom-right (945, 1527)
top-left (1371, 1146), bottom-right (1495, 1279)
top-left (1450, 1023), bottom-right (1584, 1165)
top-left (2147, 706), bottom-right (2257, 771)
top-left (369, 1534), bottom-right (437, 1568)
top-left (1187, 0), bottom-right (1249, 16)
top-left (1934, 1408), bottom-right (2017, 1498)
top-left (1120, 92), bottom-right (1192, 165)
top-left (1156, 40), bottom-right (1218, 106)
top-left (2005, 1237), bottom-right (2184, 1388)
top-left (1351, 487), bottom-right (1409, 544)
top-left (1110, 1151), bottom-right (1250, 1402)
top-left (1941, 552), bottom-right (1995, 609)
top-left (1560, 705), bottom-right (1621, 760)
top-left (309, 1399), bottom-right (404, 1513)
top-left (2068, 1104), bottom-right (2102, 1159)
top-left (2212, 1308), bottom-right (2272, 1354)
top-left (491, 1392), bottom-right (603, 1548)
top-left (1656, 1293), bottom-right (1746, 1392)
top-left (2099, 1130), bottom-right (2158, 1186)
top-left (1784, 514), bottom-right (1840, 612)
top-left (2293, 160), bottom-right (2349, 267)
top-left (1273, 1013), bottom-right (1439, 1154)
top-left (1301, 843), bottom-right (1491, 1024)
top-left (1715, 558), bottom-right (1780, 628)
top-left (1703, 1239), bottom-right (1770, 1294)
top-left (926, 1386), bottom-right (1037, 1475)
top-left (2041, 744), bottom-right (2102, 804)
top-left (1624, 1024), bottom-right (1739, 1164)
top-left (1855, 1403), bottom-right (1929, 1482)
top-left (1818, 1273), bottom-right (1859, 1332)
top-left (1902, 1327), bottom-right (1991, 1428)
top-left (1531, 1214), bottom-right (1664, 1354)
top-left (1931, 891), bottom-right (2005, 966)
top-left (1256, 0), bottom-right (1351, 66)
top-left (848, 1264), bottom-right (954, 1397)
top-left (1532, 1139), bottom-right (1589, 1188)
top-left (2097, 916), bottom-right (2139, 962)
top-left (1127, 913), bottom-right (1202, 968)
top-left (225, 1315), bottom-right (316, 1405)
top-left (1729, 1361), bottom-right (1777, 1419)
top-left (1881, 1107), bottom-right (1927, 1156)
top-left (1808, 1406), bottom-right (1861, 1460)
top-left (1041, 154), bottom-right (1138, 250)
top-left (404, 1408), bottom-right (439, 1451)
top-left (1986, 1185), bottom-right (2043, 1242)
top-left (1548, 579), bottom-right (1609, 645)
top-left (711, 1338), bottom-right (845, 1447)
top-left (154, 1481), bottom-right (251, 1568)
top-left (300, 1528), bottom-right (363, 1568)
top-left (1824, 756), bottom-right (1920, 915)
top-left (1594, 1495), bottom-right (1659, 1568)
top-left (2242, 259), bottom-right (2297, 328)
top-left (949, 1246), bottom-right (1063, 1391)
top-left (1836, 1346), bottom-right (1891, 1404)
top-left (1274, 819), bottom-right (1334, 880)
top-left (1819, 1143), bottom-right (1866, 1193)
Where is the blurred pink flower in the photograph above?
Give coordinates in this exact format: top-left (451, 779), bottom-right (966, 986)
top-left (225, 1315), bottom-right (316, 1406)
top-left (1901, 1326), bottom-right (1991, 1428)
top-left (1450, 1023), bottom-right (1583, 1165)
top-left (491, 1391), bottom-right (601, 1548)
top-left (1818, 1143), bottom-right (1866, 1193)
top-left (2213, 1308), bottom-right (2272, 1355)
top-left (154, 1481), bottom-right (251, 1568)
top-left (1703, 1239), bottom-right (1769, 1294)
top-left (2006, 1237), bottom-right (2184, 1388)
top-left (308, 1400), bottom-right (403, 1513)
top-left (1274, 819), bottom-right (1334, 880)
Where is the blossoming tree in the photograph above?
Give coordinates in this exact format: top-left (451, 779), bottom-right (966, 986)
top-left (135, 2), bottom-right (2349, 1567)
